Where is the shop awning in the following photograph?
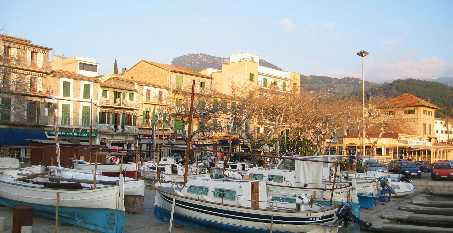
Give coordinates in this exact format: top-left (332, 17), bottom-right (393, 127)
top-left (0, 128), bottom-right (47, 146)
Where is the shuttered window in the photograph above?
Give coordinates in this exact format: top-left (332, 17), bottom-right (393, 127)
top-left (61, 104), bottom-right (70, 126)
top-left (175, 75), bottom-right (183, 89)
top-left (62, 81), bottom-right (71, 97)
top-left (102, 89), bottom-right (108, 98)
top-left (129, 92), bottom-right (134, 101)
top-left (81, 106), bottom-right (91, 127)
top-left (83, 84), bottom-right (91, 99)
top-left (0, 97), bottom-right (11, 122)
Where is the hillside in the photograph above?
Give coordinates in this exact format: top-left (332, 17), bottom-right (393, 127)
top-left (368, 79), bottom-right (453, 113)
top-left (435, 77), bottom-right (453, 86)
top-left (171, 53), bottom-right (282, 71)
top-left (300, 75), bottom-right (379, 96)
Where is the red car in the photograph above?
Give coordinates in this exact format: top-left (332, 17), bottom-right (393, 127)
top-left (431, 160), bottom-right (453, 180)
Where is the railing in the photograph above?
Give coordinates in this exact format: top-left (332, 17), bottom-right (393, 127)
top-left (99, 98), bottom-right (139, 109)
top-left (97, 124), bottom-right (138, 134)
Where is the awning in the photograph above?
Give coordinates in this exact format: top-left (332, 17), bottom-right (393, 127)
top-left (0, 128), bottom-right (47, 146)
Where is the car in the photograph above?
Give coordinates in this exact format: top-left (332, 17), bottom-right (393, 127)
top-left (415, 161), bottom-right (432, 173)
top-left (364, 159), bottom-right (388, 173)
top-left (431, 160), bottom-right (453, 180)
top-left (388, 160), bottom-right (422, 177)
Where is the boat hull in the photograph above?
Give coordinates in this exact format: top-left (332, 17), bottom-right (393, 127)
top-left (154, 190), bottom-right (338, 233)
top-left (0, 197), bottom-right (124, 233)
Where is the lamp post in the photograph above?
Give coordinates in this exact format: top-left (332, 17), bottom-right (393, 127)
top-left (356, 50), bottom-right (369, 158)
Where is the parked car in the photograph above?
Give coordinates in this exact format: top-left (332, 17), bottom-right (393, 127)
top-left (388, 160), bottom-right (422, 177)
top-left (431, 160), bottom-right (453, 180)
top-left (364, 159), bottom-right (388, 173)
top-left (415, 161), bottom-right (432, 173)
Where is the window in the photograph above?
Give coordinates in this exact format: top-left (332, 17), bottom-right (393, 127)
top-left (262, 78), bottom-right (268, 87)
top-left (79, 63), bottom-right (97, 72)
top-left (187, 185), bottom-right (209, 196)
top-left (200, 81), bottom-right (205, 89)
top-left (82, 83), bottom-right (91, 99)
top-left (386, 111), bottom-right (395, 116)
top-left (0, 97), bottom-right (11, 122)
top-left (250, 173), bottom-right (264, 181)
top-left (174, 119), bottom-right (184, 134)
top-left (404, 109), bottom-right (415, 114)
top-left (268, 175), bottom-right (284, 183)
top-left (99, 112), bottom-right (110, 124)
top-left (271, 196), bottom-right (296, 204)
top-left (282, 82), bottom-right (287, 91)
top-left (249, 73), bottom-right (255, 82)
top-left (142, 110), bottom-right (150, 125)
top-left (102, 89), bottom-right (108, 98)
top-left (175, 75), bottom-right (183, 89)
top-left (81, 106), bottom-right (91, 127)
top-left (145, 89), bottom-right (151, 101)
top-left (129, 92), bottom-right (134, 101)
top-left (62, 81), bottom-right (71, 97)
top-left (113, 91), bottom-right (121, 104)
top-left (27, 101), bottom-right (38, 124)
top-left (429, 124), bottom-right (432, 135)
top-left (212, 188), bottom-right (236, 201)
top-left (423, 123), bottom-right (427, 135)
top-left (61, 104), bottom-right (70, 126)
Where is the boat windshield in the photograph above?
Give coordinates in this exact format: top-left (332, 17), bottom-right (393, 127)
top-left (250, 173), bottom-right (264, 181)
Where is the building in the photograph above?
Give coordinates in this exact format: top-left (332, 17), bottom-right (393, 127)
top-left (97, 75), bottom-right (139, 151)
top-left (210, 53), bottom-right (301, 97)
top-left (435, 118), bottom-right (453, 143)
top-left (0, 34), bottom-right (52, 159)
top-left (123, 60), bottom-right (212, 159)
top-left (378, 93), bottom-right (438, 140)
top-left (51, 55), bottom-right (99, 77)
top-left (45, 70), bottom-right (100, 144)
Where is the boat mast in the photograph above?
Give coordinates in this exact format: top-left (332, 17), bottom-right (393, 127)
top-left (184, 80), bottom-right (196, 184)
top-left (53, 102), bottom-right (60, 167)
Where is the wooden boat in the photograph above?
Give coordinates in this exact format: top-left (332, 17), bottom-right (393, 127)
top-left (73, 160), bottom-right (138, 178)
top-left (155, 177), bottom-right (343, 233)
top-left (0, 174), bottom-right (125, 233)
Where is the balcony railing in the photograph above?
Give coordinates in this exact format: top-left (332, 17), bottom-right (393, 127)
top-left (97, 123), bottom-right (138, 134)
top-left (99, 98), bottom-right (139, 109)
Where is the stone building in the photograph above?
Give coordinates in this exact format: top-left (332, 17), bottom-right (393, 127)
top-left (0, 34), bottom-right (52, 159)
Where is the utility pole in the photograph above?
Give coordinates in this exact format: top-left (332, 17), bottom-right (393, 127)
top-left (357, 50), bottom-right (369, 159)
top-left (90, 98), bottom-right (97, 189)
top-left (184, 80), bottom-right (196, 185)
top-left (53, 102), bottom-right (60, 167)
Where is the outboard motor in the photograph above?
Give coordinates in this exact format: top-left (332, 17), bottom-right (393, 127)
top-left (336, 203), bottom-right (353, 227)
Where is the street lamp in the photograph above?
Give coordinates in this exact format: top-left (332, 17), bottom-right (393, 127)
top-left (356, 50), bottom-right (369, 158)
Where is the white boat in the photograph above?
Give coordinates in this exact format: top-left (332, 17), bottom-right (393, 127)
top-left (73, 160), bottom-right (138, 178)
top-left (155, 177), bottom-right (344, 233)
top-left (0, 157), bottom-right (19, 169)
top-left (0, 173), bottom-right (125, 233)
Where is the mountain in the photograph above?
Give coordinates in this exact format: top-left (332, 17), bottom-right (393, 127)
top-left (171, 53), bottom-right (282, 71)
top-left (434, 77), bottom-right (453, 87)
top-left (300, 75), bottom-right (379, 96)
top-left (368, 79), bottom-right (453, 113)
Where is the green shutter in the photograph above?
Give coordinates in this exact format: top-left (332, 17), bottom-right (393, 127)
top-left (282, 82), bottom-right (287, 91)
top-left (83, 84), bottom-right (91, 99)
top-left (81, 106), bottom-right (90, 127)
top-left (0, 97), bottom-right (11, 122)
top-left (249, 73), bottom-right (254, 81)
top-left (61, 104), bottom-right (70, 126)
top-left (176, 75), bottom-right (183, 89)
top-left (174, 119), bottom-right (184, 131)
top-left (63, 81), bottom-right (70, 97)
top-left (263, 78), bottom-right (268, 87)
top-left (129, 92), bottom-right (134, 101)
top-left (102, 89), bottom-right (108, 98)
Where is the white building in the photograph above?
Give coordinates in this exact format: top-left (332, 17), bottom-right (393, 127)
top-left (435, 119), bottom-right (453, 143)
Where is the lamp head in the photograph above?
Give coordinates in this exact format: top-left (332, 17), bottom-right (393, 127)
top-left (356, 50), bottom-right (369, 58)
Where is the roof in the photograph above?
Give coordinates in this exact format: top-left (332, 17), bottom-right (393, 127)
top-left (101, 76), bottom-right (136, 91)
top-left (51, 70), bottom-right (100, 82)
top-left (379, 93), bottom-right (439, 109)
top-left (141, 60), bottom-right (211, 79)
top-left (0, 34), bottom-right (52, 50)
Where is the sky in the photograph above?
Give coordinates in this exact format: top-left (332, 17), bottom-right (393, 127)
top-left (1, 0), bottom-right (453, 83)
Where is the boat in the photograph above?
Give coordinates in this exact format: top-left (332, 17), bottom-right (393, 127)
top-left (155, 176), bottom-right (347, 233)
top-left (0, 172), bottom-right (125, 233)
top-left (73, 159), bottom-right (138, 178)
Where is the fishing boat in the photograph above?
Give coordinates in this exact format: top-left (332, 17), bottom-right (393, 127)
top-left (0, 172), bottom-right (125, 233)
top-left (155, 177), bottom-right (348, 233)
top-left (73, 159), bottom-right (138, 178)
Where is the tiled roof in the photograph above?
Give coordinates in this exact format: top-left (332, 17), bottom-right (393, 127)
top-left (142, 60), bottom-right (211, 79)
top-left (379, 93), bottom-right (439, 109)
top-left (50, 70), bottom-right (100, 82)
top-left (0, 34), bottom-right (52, 50)
top-left (101, 76), bottom-right (136, 91)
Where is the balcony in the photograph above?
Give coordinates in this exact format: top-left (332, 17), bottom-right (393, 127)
top-left (97, 124), bottom-right (138, 135)
top-left (99, 98), bottom-right (139, 109)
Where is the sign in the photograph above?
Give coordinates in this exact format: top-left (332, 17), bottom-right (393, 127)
top-left (46, 128), bottom-right (97, 137)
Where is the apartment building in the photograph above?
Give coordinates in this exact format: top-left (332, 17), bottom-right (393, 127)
top-left (210, 53), bottom-right (301, 97)
top-left (435, 118), bottom-right (453, 143)
top-left (0, 34), bottom-right (52, 158)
